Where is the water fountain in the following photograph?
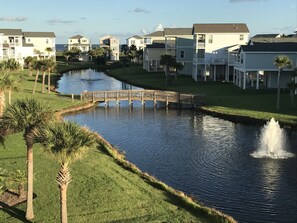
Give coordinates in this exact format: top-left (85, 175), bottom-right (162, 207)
top-left (251, 118), bottom-right (294, 159)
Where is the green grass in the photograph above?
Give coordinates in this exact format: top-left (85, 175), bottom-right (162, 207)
top-left (0, 133), bottom-right (218, 223)
top-left (0, 67), bottom-right (235, 222)
top-left (107, 66), bottom-right (297, 126)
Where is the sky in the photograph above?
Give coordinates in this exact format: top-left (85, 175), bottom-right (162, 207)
top-left (0, 0), bottom-right (296, 44)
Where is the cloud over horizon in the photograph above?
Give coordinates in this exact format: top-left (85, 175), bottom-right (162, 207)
top-left (129, 7), bottom-right (151, 13)
top-left (0, 16), bottom-right (27, 22)
top-left (46, 19), bottom-right (77, 25)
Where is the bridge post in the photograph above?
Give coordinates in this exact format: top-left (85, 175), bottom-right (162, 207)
top-left (116, 91), bottom-right (119, 106)
top-left (128, 91), bottom-right (133, 107)
top-left (141, 91), bottom-right (145, 107)
top-left (154, 91), bottom-right (157, 107)
top-left (166, 94), bottom-right (169, 107)
top-left (92, 93), bottom-right (95, 103)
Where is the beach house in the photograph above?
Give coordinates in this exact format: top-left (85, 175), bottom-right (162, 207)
top-left (0, 29), bottom-right (56, 66)
top-left (127, 35), bottom-right (144, 50)
top-left (99, 35), bottom-right (120, 61)
top-left (233, 42), bottom-right (297, 90)
top-left (192, 23), bottom-right (249, 81)
top-left (68, 35), bottom-right (91, 52)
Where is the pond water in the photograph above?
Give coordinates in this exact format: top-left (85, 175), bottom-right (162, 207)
top-left (58, 69), bottom-right (297, 223)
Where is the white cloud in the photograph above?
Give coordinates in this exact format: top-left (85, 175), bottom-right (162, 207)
top-left (129, 7), bottom-right (151, 13)
top-left (0, 16), bottom-right (27, 22)
top-left (46, 19), bottom-right (77, 25)
top-left (153, 24), bottom-right (164, 31)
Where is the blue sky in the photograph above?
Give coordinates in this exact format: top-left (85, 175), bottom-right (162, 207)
top-left (1, 0), bottom-right (296, 44)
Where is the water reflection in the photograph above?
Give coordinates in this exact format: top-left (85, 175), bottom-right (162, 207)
top-left (59, 69), bottom-right (297, 223)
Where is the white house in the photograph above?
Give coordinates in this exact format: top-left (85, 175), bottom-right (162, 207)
top-left (23, 32), bottom-right (56, 58)
top-left (192, 23), bottom-right (249, 81)
top-left (234, 42), bottom-right (297, 90)
top-left (99, 35), bottom-right (120, 61)
top-left (127, 35), bottom-right (144, 50)
top-left (68, 35), bottom-right (91, 52)
top-left (0, 29), bottom-right (56, 66)
top-left (0, 29), bottom-right (24, 65)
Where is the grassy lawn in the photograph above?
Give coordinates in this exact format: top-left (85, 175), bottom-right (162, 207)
top-left (107, 66), bottom-right (297, 126)
top-left (0, 67), bottom-right (235, 222)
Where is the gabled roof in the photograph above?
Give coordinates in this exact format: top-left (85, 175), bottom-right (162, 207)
top-left (240, 42), bottom-right (297, 52)
top-left (69, 34), bottom-right (85, 39)
top-left (23, 32), bottom-right (56, 38)
top-left (164, 28), bottom-right (192, 36)
top-left (127, 35), bottom-right (143, 40)
top-left (192, 23), bottom-right (249, 34)
top-left (0, 29), bottom-right (23, 36)
top-left (144, 31), bottom-right (164, 37)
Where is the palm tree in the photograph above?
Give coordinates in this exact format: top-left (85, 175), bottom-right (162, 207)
top-left (45, 47), bottom-right (53, 58)
top-left (274, 55), bottom-right (292, 110)
top-left (32, 60), bottom-right (42, 94)
top-left (46, 58), bottom-right (56, 93)
top-left (0, 59), bottom-right (22, 115)
top-left (0, 73), bottom-right (22, 104)
top-left (63, 50), bottom-right (72, 65)
top-left (24, 56), bottom-right (36, 77)
top-left (160, 54), bottom-right (183, 84)
top-left (34, 121), bottom-right (97, 223)
top-left (0, 98), bottom-right (54, 220)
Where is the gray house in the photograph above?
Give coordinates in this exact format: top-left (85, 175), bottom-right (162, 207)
top-left (234, 42), bottom-right (297, 89)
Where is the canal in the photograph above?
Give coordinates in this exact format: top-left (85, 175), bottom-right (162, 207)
top-left (58, 69), bottom-right (297, 223)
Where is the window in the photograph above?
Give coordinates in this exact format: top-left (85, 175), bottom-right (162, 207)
top-left (198, 34), bottom-right (205, 42)
top-left (180, 50), bottom-right (185, 59)
top-left (240, 35), bottom-right (244, 41)
top-left (131, 40), bottom-right (135, 45)
top-left (28, 38), bottom-right (30, 42)
top-left (198, 49), bottom-right (205, 58)
top-left (208, 35), bottom-right (213, 43)
top-left (46, 39), bottom-right (49, 44)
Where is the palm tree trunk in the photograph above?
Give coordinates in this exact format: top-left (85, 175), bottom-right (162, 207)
top-left (33, 70), bottom-right (39, 94)
top-left (276, 70), bottom-right (281, 110)
top-left (0, 91), bottom-right (5, 116)
top-left (57, 163), bottom-right (71, 223)
top-left (48, 72), bottom-right (51, 93)
top-left (42, 72), bottom-right (46, 93)
top-left (25, 144), bottom-right (34, 220)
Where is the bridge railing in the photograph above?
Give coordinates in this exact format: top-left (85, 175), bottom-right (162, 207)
top-left (82, 90), bottom-right (206, 106)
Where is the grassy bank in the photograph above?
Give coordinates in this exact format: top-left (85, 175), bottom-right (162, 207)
top-left (107, 65), bottom-right (297, 127)
top-left (0, 67), bottom-right (235, 222)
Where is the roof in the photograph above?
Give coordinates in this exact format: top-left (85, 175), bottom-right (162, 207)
top-left (240, 42), bottom-right (297, 52)
top-left (164, 28), bottom-right (192, 36)
top-left (23, 32), bottom-right (56, 38)
top-left (250, 36), bottom-right (297, 43)
top-left (192, 23), bottom-right (249, 34)
top-left (69, 34), bottom-right (85, 39)
top-left (252, 34), bottom-right (280, 38)
top-left (127, 35), bottom-right (143, 40)
top-left (0, 29), bottom-right (23, 36)
top-left (144, 31), bottom-right (164, 37)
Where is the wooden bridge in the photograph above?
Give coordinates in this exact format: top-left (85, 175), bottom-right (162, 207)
top-left (82, 90), bottom-right (206, 107)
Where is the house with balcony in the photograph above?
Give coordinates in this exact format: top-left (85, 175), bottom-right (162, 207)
top-left (143, 28), bottom-right (193, 73)
top-left (127, 35), bottom-right (144, 50)
top-left (233, 42), bottom-right (297, 90)
top-left (192, 23), bottom-right (249, 81)
top-left (164, 28), bottom-right (193, 75)
top-left (143, 31), bottom-right (166, 71)
top-left (68, 35), bottom-right (91, 52)
top-left (0, 29), bottom-right (56, 66)
top-left (99, 35), bottom-right (120, 61)
top-left (23, 32), bottom-right (56, 58)
top-left (0, 29), bottom-right (24, 65)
